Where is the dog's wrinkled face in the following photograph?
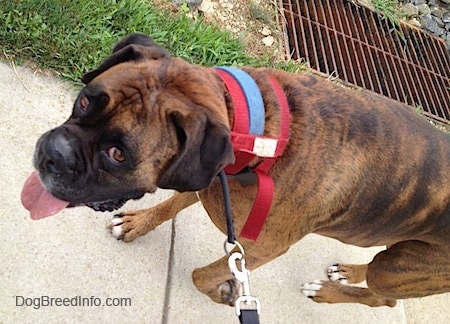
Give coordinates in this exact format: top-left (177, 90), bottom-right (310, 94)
top-left (22, 33), bottom-right (234, 219)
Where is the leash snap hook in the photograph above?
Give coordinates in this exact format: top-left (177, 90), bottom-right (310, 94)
top-left (227, 251), bottom-right (261, 316)
top-left (228, 252), bottom-right (249, 286)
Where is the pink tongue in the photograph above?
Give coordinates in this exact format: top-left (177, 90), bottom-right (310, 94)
top-left (21, 171), bottom-right (70, 220)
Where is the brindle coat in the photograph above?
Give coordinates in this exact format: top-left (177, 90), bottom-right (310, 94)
top-left (33, 34), bottom-right (450, 307)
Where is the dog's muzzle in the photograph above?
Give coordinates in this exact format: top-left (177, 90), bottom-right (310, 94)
top-left (34, 127), bottom-right (85, 185)
top-left (21, 126), bottom-right (132, 219)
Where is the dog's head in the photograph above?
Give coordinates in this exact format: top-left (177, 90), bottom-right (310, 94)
top-left (22, 33), bottom-right (234, 219)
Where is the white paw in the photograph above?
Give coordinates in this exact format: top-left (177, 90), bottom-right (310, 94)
top-left (301, 280), bottom-right (323, 298)
top-left (110, 217), bottom-right (124, 239)
top-left (327, 264), bottom-right (348, 284)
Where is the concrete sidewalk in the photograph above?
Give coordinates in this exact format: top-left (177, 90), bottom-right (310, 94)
top-left (1, 62), bottom-right (448, 323)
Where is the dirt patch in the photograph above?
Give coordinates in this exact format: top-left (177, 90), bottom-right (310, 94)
top-left (155, 0), bottom-right (285, 61)
top-left (199, 0), bottom-right (284, 60)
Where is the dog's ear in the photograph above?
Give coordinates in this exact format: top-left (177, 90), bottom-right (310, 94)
top-left (158, 110), bottom-right (235, 192)
top-left (81, 33), bottom-right (170, 84)
top-left (111, 33), bottom-right (162, 52)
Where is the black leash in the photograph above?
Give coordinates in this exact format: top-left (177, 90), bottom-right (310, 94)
top-left (239, 309), bottom-right (260, 323)
top-left (219, 170), bottom-right (261, 324)
top-left (219, 170), bottom-right (236, 244)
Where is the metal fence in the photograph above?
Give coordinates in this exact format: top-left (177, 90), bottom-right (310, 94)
top-left (280, 0), bottom-right (450, 124)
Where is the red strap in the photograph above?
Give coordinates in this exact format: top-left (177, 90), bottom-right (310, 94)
top-left (239, 171), bottom-right (274, 240)
top-left (217, 69), bottom-right (255, 175)
top-left (215, 69), bottom-right (249, 134)
top-left (239, 77), bottom-right (291, 240)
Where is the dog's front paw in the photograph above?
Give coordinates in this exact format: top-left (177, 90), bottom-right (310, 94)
top-left (219, 279), bottom-right (241, 305)
top-left (107, 211), bottom-right (152, 242)
top-left (301, 279), bottom-right (397, 306)
top-left (301, 280), bottom-right (324, 299)
top-left (192, 269), bottom-right (240, 305)
top-left (301, 280), bottom-right (350, 304)
top-left (108, 216), bottom-right (126, 240)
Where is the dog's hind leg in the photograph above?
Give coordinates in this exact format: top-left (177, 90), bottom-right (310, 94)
top-left (302, 240), bottom-right (450, 307)
top-left (365, 240), bottom-right (450, 300)
top-left (108, 191), bottom-right (199, 242)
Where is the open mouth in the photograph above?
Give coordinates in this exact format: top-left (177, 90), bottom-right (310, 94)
top-left (84, 199), bottom-right (127, 212)
top-left (21, 171), bottom-right (127, 219)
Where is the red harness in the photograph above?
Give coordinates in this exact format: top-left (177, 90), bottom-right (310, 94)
top-left (215, 68), bottom-right (291, 241)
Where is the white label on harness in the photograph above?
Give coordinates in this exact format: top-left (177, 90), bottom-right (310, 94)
top-left (253, 138), bottom-right (278, 157)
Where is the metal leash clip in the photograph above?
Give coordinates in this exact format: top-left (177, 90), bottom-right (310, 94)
top-left (225, 241), bottom-right (261, 317)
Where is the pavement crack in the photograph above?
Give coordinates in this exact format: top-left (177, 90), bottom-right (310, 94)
top-left (162, 217), bottom-right (176, 324)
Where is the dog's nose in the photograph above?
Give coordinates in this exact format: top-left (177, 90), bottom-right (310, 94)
top-left (42, 130), bottom-right (79, 174)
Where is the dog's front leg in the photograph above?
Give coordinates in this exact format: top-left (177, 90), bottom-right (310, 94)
top-left (108, 191), bottom-right (199, 242)
top-left (192, 247), bottom-right (289, 305)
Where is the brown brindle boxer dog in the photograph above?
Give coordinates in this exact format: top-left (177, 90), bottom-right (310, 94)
top-left (22, 33), bottom-right (450, 308)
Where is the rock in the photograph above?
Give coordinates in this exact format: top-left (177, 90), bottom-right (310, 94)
top-left (198, 0), bottom-right (214, 14)
top-left (409, 18), bottom-right (422, 27)
top-left (219, 0), bottom-right (233, 10)
top-left (431, 7), bottom-right (447, 20)
top-left (434, 16), bottom-right (444, 27)
top-left (412, 0), bottom-right (426, 5)
top-left (261, 26), bottom-right (271, 36)
top-left (402, 3), bottom-right (419, 16)
top-left (262, 35), bottom-right (274, 47)
top-left (443, 12), bottom-right (450, 23)
top-left (422, 14), bottom-right (445, 35)
top-left (418, 4), bottom-right (431, 15)
top-left (173, 0), bottom-right (203, 10)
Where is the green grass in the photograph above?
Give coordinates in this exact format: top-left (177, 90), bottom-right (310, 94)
top-left (371, 0), bottom-right (406, 43)
top-left (415, 104), bottom-right (424, 116)
top-left (0, 0), bottom-right (296, 84)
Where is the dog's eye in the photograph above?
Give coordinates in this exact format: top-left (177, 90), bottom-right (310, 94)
top-left (80, 96), bottom-right (89, 111)
top-left (107, 147), bottom-right (125, 164)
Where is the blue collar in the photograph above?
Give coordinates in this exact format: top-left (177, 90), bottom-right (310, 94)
top-left (215, 67), bottom-right (265, 136)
